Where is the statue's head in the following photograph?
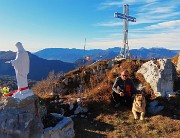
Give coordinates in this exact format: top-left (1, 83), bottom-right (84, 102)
top-left (15, 42), bottom-right (25, 52)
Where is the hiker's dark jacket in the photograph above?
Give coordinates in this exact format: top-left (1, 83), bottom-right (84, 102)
top-left (112, 77), bottom-right (137, 96)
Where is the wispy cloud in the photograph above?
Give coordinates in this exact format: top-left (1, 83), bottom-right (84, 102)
top-left (145, 20), bottom-right (180, 30)
top-left (98, 0), bottom-right (159, 10)
top-left (88, 30), bottom-right (180, 50)
top-left (98, 0), bottom-right (179, 24)
top-left (137, 1), bottom-right (179, 21)
top-left (89, 20), bottom-right (180, 50)
top-left (98, 1), bottom-right (123, 10)
top-left (88, 40), bottom-right (121, 49)
top-left (92, 0), bottom-right (180, 50)
top-left (95, 21), bottom-right (122, 27)
top-left (129, 32), bottom-right (180, 50)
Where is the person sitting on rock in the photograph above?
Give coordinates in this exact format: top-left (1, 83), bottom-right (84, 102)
top-left (111, 70), bottom-right (138, 108)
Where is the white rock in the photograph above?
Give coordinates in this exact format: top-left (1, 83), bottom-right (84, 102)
top-left (12, 89), bottom-right (34, 100)
top-left (137, 59), bottom-right (174, 97)
top-left (77, 98), bottom-right (81, 105)
top-left (50, 113), bottom-right (64, 119)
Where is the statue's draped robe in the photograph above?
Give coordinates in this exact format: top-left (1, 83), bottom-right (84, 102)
top-left (11, 44), bottom-right (29, 89)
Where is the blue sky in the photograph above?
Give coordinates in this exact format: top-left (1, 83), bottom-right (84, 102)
top-left (0, 0), bottom-right (179, 52)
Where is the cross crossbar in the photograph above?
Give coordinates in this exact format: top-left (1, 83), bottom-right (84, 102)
top-left (114, 12), bottom-right (136, 22)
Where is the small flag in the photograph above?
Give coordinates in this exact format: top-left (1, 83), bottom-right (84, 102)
top-left (86, 56), bottom-right (91, 62)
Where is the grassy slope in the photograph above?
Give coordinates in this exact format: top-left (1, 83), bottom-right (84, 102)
top-left (65, 59), bottom-right (180, 138)
top-left (73, 95), bottom-right (180, 138)
top-left (33, 58), bottom-right (180, 138)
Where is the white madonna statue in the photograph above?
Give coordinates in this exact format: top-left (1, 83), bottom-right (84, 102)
top-left (6, 42), bottom-right (33, 99)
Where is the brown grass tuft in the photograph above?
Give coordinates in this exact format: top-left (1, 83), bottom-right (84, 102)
top-left (171, 54), bottom-right (179, 66)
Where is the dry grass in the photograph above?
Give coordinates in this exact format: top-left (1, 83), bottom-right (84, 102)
top-left (171, 54), bottom-right (179, 66)
top-left (73, 95), bottom-right (180, 138)
top-left (70, 60), bottom-right (180, 138)
top-left (32, 59), bottom-right (180, 138)
top-left (172, 54), bottom-right (180, 76)
top-left (32, 71), bottom-right (56, 99)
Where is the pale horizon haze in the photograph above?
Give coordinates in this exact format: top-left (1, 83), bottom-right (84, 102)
top-left (0, 0), bottom-right (179, 52)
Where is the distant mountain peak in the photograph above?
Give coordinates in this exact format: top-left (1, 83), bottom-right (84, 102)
top-left (33, 47), bottom-right (180, 63)
top-left (139, 47), bottom-right (147, 50)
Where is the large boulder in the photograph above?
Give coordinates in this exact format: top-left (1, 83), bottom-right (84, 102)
top-left (137, 59), bottom-right (175, 97)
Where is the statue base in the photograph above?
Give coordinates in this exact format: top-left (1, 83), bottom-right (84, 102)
top-left (12, 89), bottom-right (34, 100)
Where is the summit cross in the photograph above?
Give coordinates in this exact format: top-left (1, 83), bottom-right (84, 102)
top-left (114, 4), bottom-right (136, 58)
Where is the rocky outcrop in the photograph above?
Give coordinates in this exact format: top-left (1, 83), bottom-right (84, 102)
top-left (0, 96), bottom-right (44, 138)
top-left (0, 96), bottom-right (76, 138)
top-left (43, 117), bottom-right (75, 138)
top-left (137, 59), bottom-right (175, 97)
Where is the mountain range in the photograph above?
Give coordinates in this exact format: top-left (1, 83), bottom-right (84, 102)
top-left (0, 47), bottom-right (179, 81)
top-left (34, 47), bottom-right (180, 63)
top-left (0, 51), bottom-right (75, 81)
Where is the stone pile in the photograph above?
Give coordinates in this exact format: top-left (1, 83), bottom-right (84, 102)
top-left (0, 96), bottom-right (76, 138)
